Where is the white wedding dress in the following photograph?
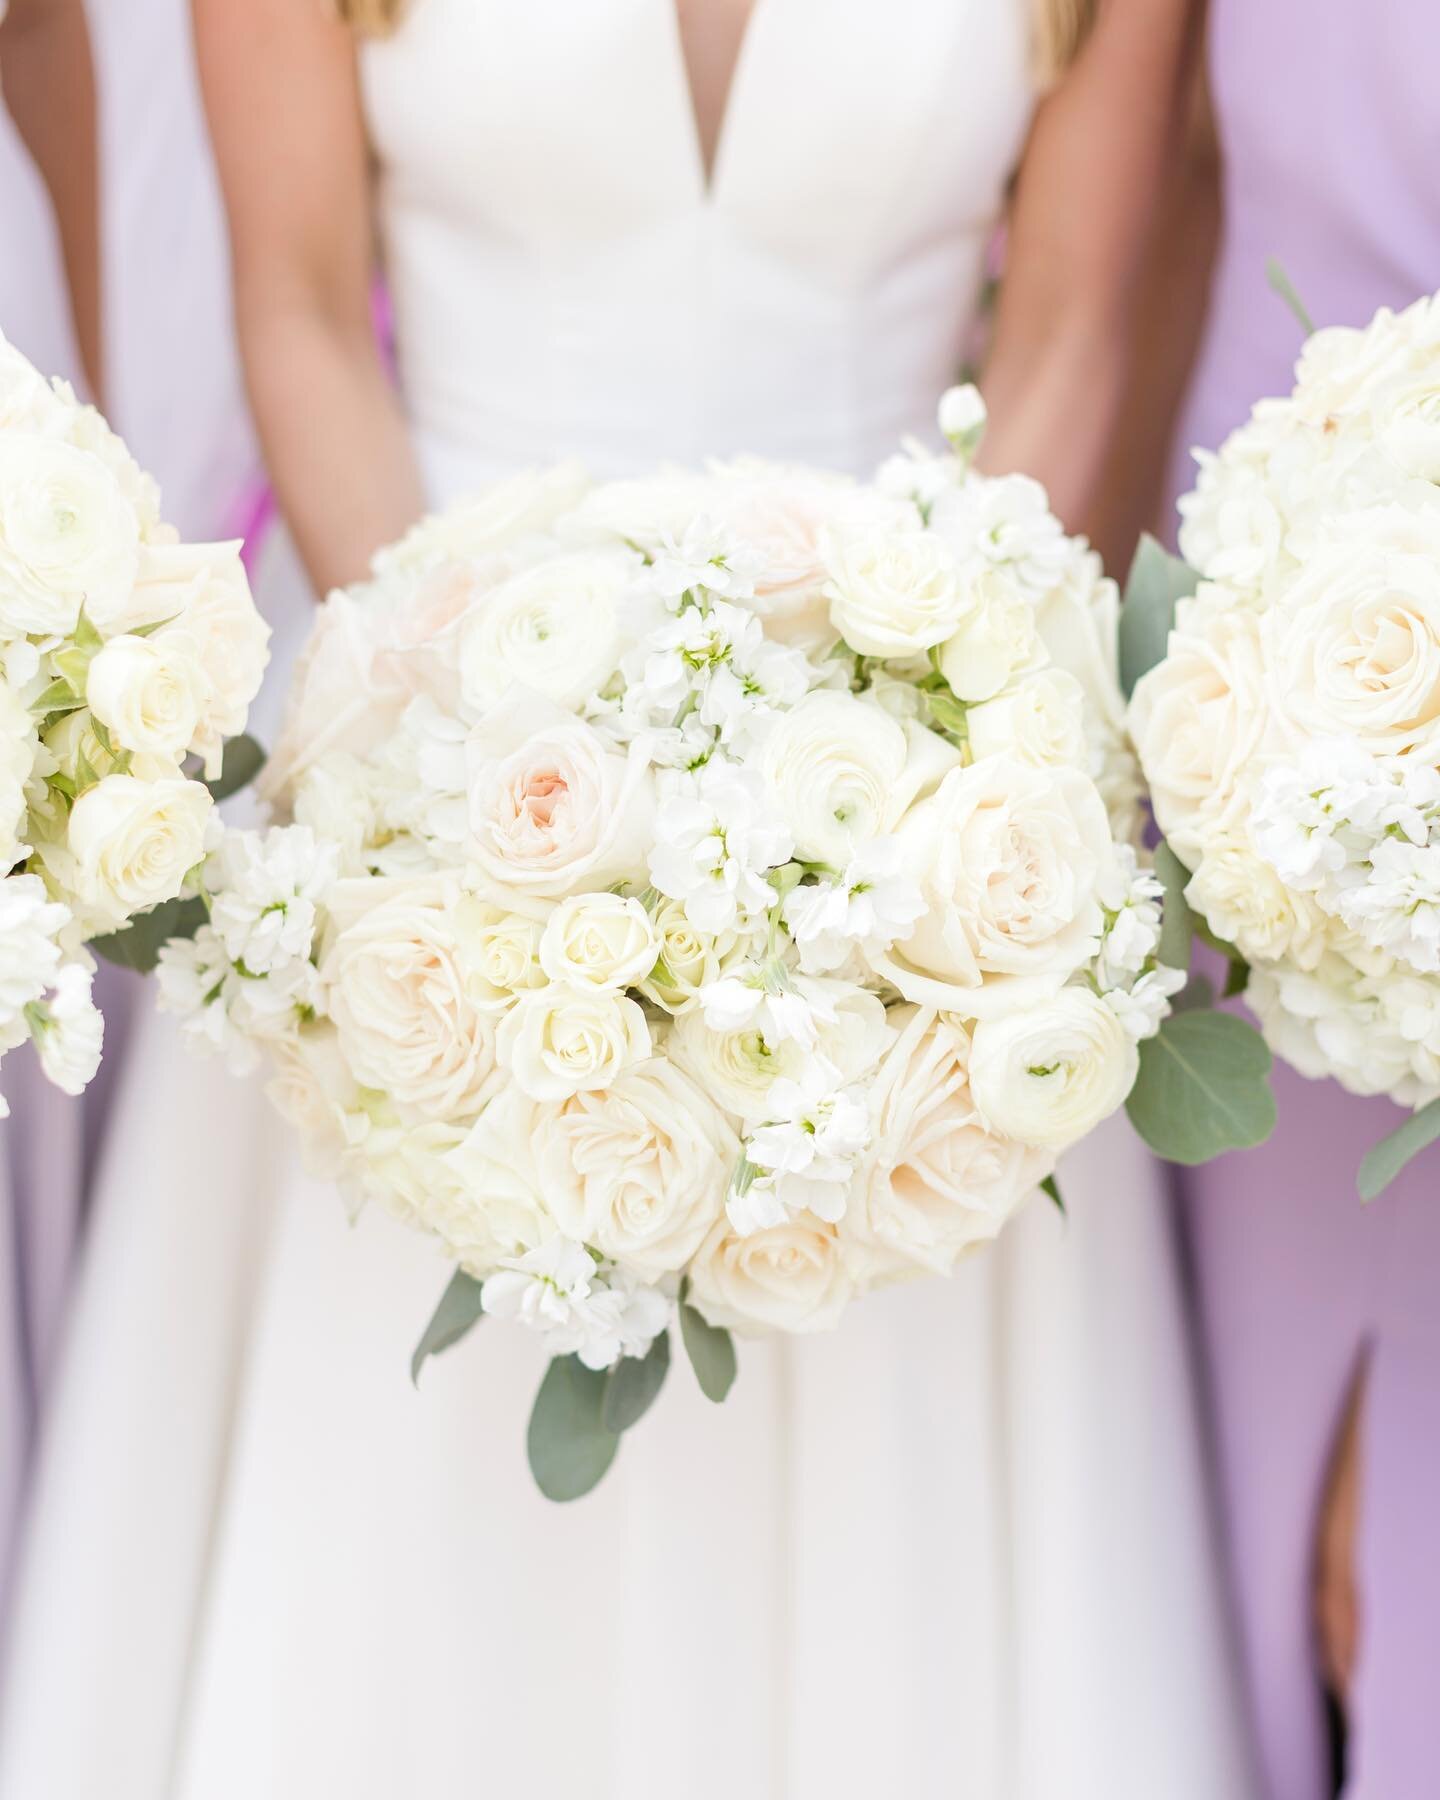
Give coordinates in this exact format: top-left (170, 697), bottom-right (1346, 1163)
top-left (0, 3), bottom-right (1257, 1795)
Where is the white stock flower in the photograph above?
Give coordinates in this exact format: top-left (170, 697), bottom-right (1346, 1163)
top-left (868, 757), bottom-right (1111, 1019)
top-left (324, 879), bottom-right (504, 1122)
top-left (782, 838), bottom-right (925, 974)
top-left (537, 892), bottom-right (658, 990)
top-left (822, 523), bottom-right (965, 657)
top-left (495, 983), bottom-right (651, 1101)
top-left (648, 517), bottom-right (763, 601)
top-left (738, 1065), bottom-right (871, 1230)
top-left (937, 383), bottom-right (987, 445)
top-left (0, 435), bottom-right (141, 636)
top-left (30, 962), bottom-right (104, 1095)
top-left (66, 775), bottom-right (211, 925)
top-left (155, 925), bottom-right (259, 1073)
top-left (648, 760), bottom-right (791, 934)
top-left (0, 676), bottom-right (36, 871)
top-left (208, 825), bottom-right (337, 976)
top-left (1104, 965), bottom-right (1187, 1041)
top-left (968, 989), bottom-right (1138, 1151)
top-left (930, 472), bottom-right (1072, 598)
top-left (0, 875), bottom-right (67, 1048)
top-left (458, 550), bottom-right (629, 713)
top-left (85, 632), bottom-right (203, 760)
top-left (481, 1237), bottom-right (668, 1370)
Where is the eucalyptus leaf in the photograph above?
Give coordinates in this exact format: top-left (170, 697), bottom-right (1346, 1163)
top-left (410, 1268), bottom-right (486, 1386)
top-left (91, 893), bottom-right (207, 973)
top-left (527, 1355), bottom-right (620, 1502)
top-left (679, 1300), bottom-right (737, 1403)
top-left (1358, 1096), bottom-right (1440, 1202)
top-left (1153, 840), bottom-right (1195, 973)
top-left (1171, 974), bottom-right (1215, 1014)
top-left (1118, 535), bottom-right (1197, 699)
top-left (1125, 1008), bottom-right (1277, 1164)
top-left (1266, 256), bottom-right (1317, 336)
top-left (204, 733), bottom-right (267, 803)
top-left (1222, 955), bottom-right (1250, 999)
top-left (1040, 1174), bottom-right (1065, 1216)
top-left (601, 1330), bottom-right (670, 1433)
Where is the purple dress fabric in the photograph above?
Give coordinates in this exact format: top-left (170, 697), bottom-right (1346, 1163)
top-left (1172, 6), bottom-right (1440, 1798)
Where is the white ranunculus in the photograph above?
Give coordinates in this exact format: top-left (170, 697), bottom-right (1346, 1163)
top-left (85, 632), bottom-right (203, 759)
top-left (759, 689), bottom-right (909, 865)
top-left (843, 1006), bottom-right (1050, 1281)
top-left (537, 1058), bottom-right (737, 1279)
top-left (637, 895), bottom-right (734, 1014)
top-left (687, 1209), bottom-right (854, 1335)
top-left (868, 756), bottom-right (1111, 1018)
top-left (495, 982), bottom-right (651, 1100)
top-left (323, 879), bottom-right (503, 1124)
top-left (936, 573), bottom-right (1042, 704)
top-left (66, 774), bottom-right (210, 924)
top-left (140, 543), bottom-right (270, 772)
top-left (0, 335), bottom-right (70, 435)
top-left (458, 550), bottom-right (631, 714)
top-left (965, 669), bottom-right (1088, 768)
top-left (466, 697), bottom-right (654, 898)
top-left (1268, 509), bottom-right (1440, 762)
top-left (0, 435), bottom-right (141, 636)
top-left (822, 522), bottom-right (967, 657)
top-left (968, 988), bottom-right (1138, 1150)
top-left (537, 892), bottom-right (658, 990)
top-left (0, 677), bottom-right (36, 872)
top-left (1128, 602), bottom-right (1273, 842)
top-left (1184, 832), bottom-right (1330, 971)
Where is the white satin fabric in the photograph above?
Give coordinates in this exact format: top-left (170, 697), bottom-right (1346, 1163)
top-left (0, 3), bottom-right (1257, 1795)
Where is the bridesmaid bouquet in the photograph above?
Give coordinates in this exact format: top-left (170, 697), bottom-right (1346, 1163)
top-left (0, 333), bottom-right (268, 1116)
top-left (157, 390), bottom-right (1189, 1497)
top-left (1129, 290), bottom-right (1440, 1195)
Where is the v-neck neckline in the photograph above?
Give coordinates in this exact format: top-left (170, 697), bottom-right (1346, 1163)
top-left (665, 0), bottom-right (769, 199)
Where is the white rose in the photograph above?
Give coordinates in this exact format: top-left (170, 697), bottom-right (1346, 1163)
top-left (868, 756), bottom-right (1112, 1019)
top-left (374, 463), bottom-right (589, 579)
top-left (85, 633), bottom-right (202, 759)
top-left (538, 892), bottom-right (658, 990)
top-left (559, 470), bottom-right (709, 555)
top-left (1184, 831), bottom-right (1330, 970)
top-left (262, 1024), bottom-right (358, 1180)
top-left (466, 696), bottom-right (654, 898)
top-left (140, 543), bottom-right (270, 771)
top-left (0, 677), bottom-right (36, 871)
top-left (966, 669), bottom-right (1088, 768)
top-left (67, 774), bottom-right (210, 923)
top-left (324, 879), bottom-right (503, 1123)
top-left (0, 334), bottom-right (71, 435)
top-left (1128, 602), bottom-right (1273, 843)
top-left (1268, 508), bottom-right (1440, 761)
top-left (495, 983), bottom-right (651, 1100)
top-left (0, 436), bottom-right (142, 637)
top-left (455, 896), bottom-right (549, 1002)
top-left (536, 1058), bottom-right (737, 1278)
top-left (686, 1210), bottom-right (854, 1335)
top-left (458, 549), bottom-right (630, 715)
top-left (716, 468), bottom-right (862, 653)
top-left (936, 574), bottom-right (1042, 703)
top-left (843, 1006), bottom-right (1049, 1280)
top-left (637, 895), bottom-right (734, 1014)
top-left (822, 523), bottom-right (966, 657)
top-left (968, 988), bottom-right (1138, 1150)
top-left (759, 690), bottom-right (909, 865)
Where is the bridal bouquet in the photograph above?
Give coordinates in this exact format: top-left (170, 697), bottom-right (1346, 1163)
top-left (158, 390), bottom-right (1183, 1496)
top-left (1130, 290), bottom-right (1440, 1193)
top-left (0, 333), bottom-right (268, 1115)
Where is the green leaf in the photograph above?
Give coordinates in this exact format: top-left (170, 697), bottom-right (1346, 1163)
top-left (925, 688), bottom-right (970, 737)
top-left (1265, 256), bottom-right (1317, 336)
top-left (1040, 1173), bottom-right (1065, 1216)
top-left (204, 733), bottom-right (267, 803)
top-left (1222, 955), bottom-right (1250, 999)
top-left (527, 1355), bottom-right (620, 1502)
top-left (90, 893), bottom-right (207, 973)
top-left (410, 1268), bottom-right (486, 1386)
top-left (1125, 1008), bottom-right (1277, 1165)
top-left (33, 677), bottom-right (81, 715)
top-left (1153, 840), bottom-right (1195, 973)
top-left (678, 1299), bottom-right (737, 1403)
top-left (1171, 974), bottom-right (1215, 1013)
top-left (1358, 1096), bottom-right (1440, 1202)
top-left (1118, 535), bottom-right (1197, 699)
top-left (602, 1329), bottom-right (671, 1433)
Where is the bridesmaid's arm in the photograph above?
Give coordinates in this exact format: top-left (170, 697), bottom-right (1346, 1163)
top-left (193, 0), bottom-right (424, 597)
top-left (978, 0), bottom-right (1203, 556)
top-left (1, 0), bottom-right (104, 402)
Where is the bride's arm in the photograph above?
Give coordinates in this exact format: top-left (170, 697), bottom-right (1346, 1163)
top-left (193, 0), bottom-right (424, 596)
top-left (1, 0), bottom-right (104, 402)
top-left (978, 0), bottom-right (1204, 551)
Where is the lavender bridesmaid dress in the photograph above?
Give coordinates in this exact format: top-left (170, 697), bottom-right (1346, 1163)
top-left (1172, 6), bottom-right (1440, 1797)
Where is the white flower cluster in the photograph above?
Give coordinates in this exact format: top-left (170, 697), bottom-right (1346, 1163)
top-left (0, 333), bottom-right (269, 1113)
top-left (1134, 291), bottom-right (1440, 1106)
top-left (164, 390), bottom-right (1169, 1369)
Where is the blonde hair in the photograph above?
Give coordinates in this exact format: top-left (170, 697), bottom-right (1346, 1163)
top-left (338, 0), bottom-right (1098, 69)
top-left (1034, 0), bottom-right (1098, 80)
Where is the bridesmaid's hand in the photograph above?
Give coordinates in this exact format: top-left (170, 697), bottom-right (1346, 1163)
top-left (1314, 1361), bottom-right (1366, 1706)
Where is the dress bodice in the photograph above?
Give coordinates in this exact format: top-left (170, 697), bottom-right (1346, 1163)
top-left (360, 0), bottom-right (1035, 497)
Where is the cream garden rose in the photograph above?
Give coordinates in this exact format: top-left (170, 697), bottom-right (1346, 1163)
top-left (968, 988), bottom-right (1137, 1151)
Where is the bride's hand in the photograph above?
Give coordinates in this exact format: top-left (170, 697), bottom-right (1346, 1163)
top-left (1314, 1360), bottom-right (1367, 1706)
